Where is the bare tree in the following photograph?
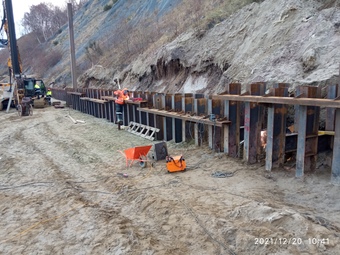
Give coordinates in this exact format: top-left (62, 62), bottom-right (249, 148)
top-left (51, 6), bottom-right (68, 31)
top-left (21, 2), bottom-right (69, 43)
top-left (22, 3), bottom-right (53, 42)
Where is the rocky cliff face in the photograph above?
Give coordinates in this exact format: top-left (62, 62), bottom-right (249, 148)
top-left (33, 0), bottom-right (340, 94)
top-left (117, 0), bottom-right (340, 94)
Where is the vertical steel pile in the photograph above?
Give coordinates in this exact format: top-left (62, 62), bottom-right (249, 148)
top-left (50, 84), bottom-right (340, 184)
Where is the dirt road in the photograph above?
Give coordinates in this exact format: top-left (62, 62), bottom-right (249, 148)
top-left (0, 105), bottom-right (339, 254)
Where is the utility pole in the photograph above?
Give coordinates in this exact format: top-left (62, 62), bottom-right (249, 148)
top-left (4, 0), bottom-right (21, 113)
top-left (68, 3), bottom-right (77, 90)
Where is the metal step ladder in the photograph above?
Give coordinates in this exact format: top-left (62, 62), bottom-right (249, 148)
top-left (127, 121), bottom-right (160, 141)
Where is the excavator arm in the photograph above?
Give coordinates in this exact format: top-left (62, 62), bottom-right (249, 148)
top-left (0, 0), bottom-right (25, 112)
top-left (0, 0), bottom-right (47, 113)
top-left (2, 0), bottom-right (22, 81)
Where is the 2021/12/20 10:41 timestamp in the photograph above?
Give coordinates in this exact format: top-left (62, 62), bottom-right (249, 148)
top-left (254, 237), bottom-right (330, 246)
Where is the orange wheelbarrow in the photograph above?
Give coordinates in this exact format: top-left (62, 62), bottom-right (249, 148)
top-left (119, 145), bottom-right (153, 168)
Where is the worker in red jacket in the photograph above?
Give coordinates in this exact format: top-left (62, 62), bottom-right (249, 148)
top-left (114, 88), bottom-right (129, 128)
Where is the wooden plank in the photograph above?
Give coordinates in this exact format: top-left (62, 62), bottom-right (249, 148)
top-left (67, 91), bottom-right (85, 96)
top-left (125, 99), bottom-right (148, 106)
top-left (101, 96), bottom-right (116, 101)
top-left (137, 108), bottom-right (230, 127)
top-left (87, 98), bottom-right (106, 104)
top-left (213, 94), bottom-right (340, 108)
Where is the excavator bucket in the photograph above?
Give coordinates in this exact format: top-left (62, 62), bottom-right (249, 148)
top-left (33, 98), bottom-right (47, 108)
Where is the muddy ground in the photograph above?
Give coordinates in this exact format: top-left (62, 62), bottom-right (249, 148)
top-left (0, 104), bottom-right (339, 255)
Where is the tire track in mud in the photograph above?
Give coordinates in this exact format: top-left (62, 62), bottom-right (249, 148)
top-left (2, 111), bottom-right (141, 226)
top-left (1, 110), bottom-right (214, 253)
top-left (20, 123), bottom-right (96, 206)
top-left (1, 115), bottom-right (97, 208)
top-left (0, 115), bottom-right (118, 247)
top-left (2, 108), bottom-right (340, 254)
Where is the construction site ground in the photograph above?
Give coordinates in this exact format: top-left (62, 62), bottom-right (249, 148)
top-left (0, 103), bottom-right (339, 255)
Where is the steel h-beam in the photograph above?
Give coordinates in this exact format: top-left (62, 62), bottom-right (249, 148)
top-left (145, 92), bottom-right (151, 126)
top-left (164, 94), bottom-right (173, 141)
top-left (296, 104), bottom-right (307, 178)
top-left (265, 84), bottom-right (289, 171)
top-left (171, 94), bottom-right (183, 143)
top-left (126, 103), bottom-right (131, 123)
top-left (162, 95), bottom-right (168, 141)
top-left (223, 83), bottom-right (241, 156)
top-left (181, 96), bottom-right (186, 142)
top-left (212, 98), bottom-right (222, 151)
top-left (67, 3), bottom-right (77, 90)
top-left (182, 95), bottom-right (193, 142)
top-left (207, 98), bottom-right (222, 151)
top-left (244, 83), bottom-right (266, 163)
top-left (332, 108), bottom-right (340, 185)
top-left (153, 93), bottom-right (164, 141)
top-left (195, 98), bottom-right (207, 146)
top-left (4, 0), bottom-right (20, 78)
top-left (207, 99), bottom-right (213, 149)
top-left (295, 86), bottom-right (320, 177)
top-left (331, 83), bottom-right (340, 185)
top-left (326, 85), bottom-right (337, 131)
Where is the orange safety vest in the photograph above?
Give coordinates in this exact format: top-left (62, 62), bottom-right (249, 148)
top-left (114, 90), bottom-right (129, 105)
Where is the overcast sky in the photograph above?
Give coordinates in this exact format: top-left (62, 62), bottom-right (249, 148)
top-left (10, 0), bottom-right (67, 36)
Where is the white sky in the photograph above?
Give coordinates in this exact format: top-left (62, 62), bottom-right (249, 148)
top-left (11, 0), bottom-right (68, 36)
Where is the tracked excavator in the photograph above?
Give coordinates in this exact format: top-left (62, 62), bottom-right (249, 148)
top-left (0, 0), bottom-right (47, 115)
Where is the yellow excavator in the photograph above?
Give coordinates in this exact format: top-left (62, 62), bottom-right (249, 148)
top-left (0, 0), bottom-right (47, 115)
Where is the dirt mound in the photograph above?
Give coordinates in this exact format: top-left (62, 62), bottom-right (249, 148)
top-left (0, 106), bottom-right (339, 254)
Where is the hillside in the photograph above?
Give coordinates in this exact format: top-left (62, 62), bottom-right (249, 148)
top-left (1, 0), bottom-right (340, 94)
top-left (123, 0), bottom-right (340, 94)
top-left (1, 1), bottom-right (340, 253)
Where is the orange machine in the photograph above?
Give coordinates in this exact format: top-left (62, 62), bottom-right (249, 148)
top-left (166, 155), bottom-right (186, 173)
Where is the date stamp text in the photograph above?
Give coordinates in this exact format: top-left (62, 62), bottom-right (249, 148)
top-left (254, 237), bottom-right (329, 246)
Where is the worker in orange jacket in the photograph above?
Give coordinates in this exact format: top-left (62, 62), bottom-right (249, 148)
top-left (114, 88), bottom-right (129, 127)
